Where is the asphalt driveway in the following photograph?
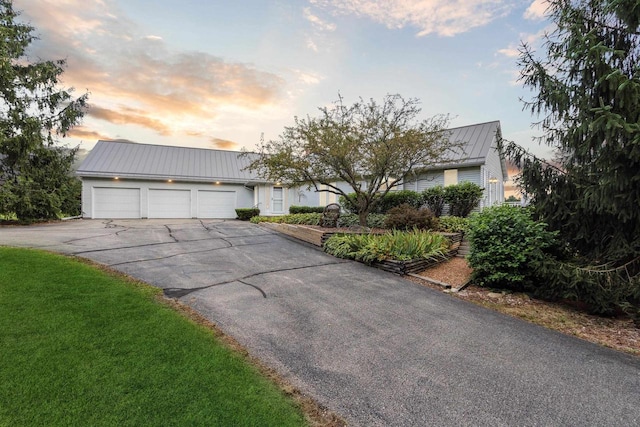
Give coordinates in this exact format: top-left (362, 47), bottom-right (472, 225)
top-left (1, 219), bottom-right (639, 426)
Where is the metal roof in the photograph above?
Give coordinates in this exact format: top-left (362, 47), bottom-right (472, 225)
top-left (438, 120), bottom-right (501, 166)
top-left (77, 140), bottom-right (266, 184)
top-left (77, 121), bottom-right (507, 183)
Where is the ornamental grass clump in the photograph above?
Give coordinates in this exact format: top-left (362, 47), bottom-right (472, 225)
top-left (324, 229), bottom-right (449, 263)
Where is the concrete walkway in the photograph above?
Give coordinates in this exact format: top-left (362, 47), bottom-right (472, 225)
top-left (1, 219), bottom-right (638, 426)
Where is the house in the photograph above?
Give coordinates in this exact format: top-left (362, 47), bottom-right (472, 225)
top-left (402, 120), bottom-right (508, 209)
top-left (76, 121), bottom-right (507, 219)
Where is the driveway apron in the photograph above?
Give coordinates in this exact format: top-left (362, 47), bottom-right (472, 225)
top-left (1, 219), bottom-right (639, 426)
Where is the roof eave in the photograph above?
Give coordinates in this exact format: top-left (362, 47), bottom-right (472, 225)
top-left (76, 171), bottom-right (269, 184)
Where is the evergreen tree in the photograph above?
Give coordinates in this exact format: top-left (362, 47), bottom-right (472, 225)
top-left (0, 0), bottom-right (87, 220)
top-left (500, 0), bottom-right (640, 315)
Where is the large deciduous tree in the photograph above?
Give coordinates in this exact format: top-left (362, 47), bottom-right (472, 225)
top-left (0, 0), bottom-right (88, 220)
top-left (500, 0), bottom-right (640, 314)
top-left (245, 94), bottom-right (455, 226)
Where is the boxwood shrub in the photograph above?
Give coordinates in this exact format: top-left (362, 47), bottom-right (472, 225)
top-left (289, 205), bottom-right (325, 214)
top-left (249, 213), bottom-right (322, 225)
top-left (235, 208), bottom-right (260, 221)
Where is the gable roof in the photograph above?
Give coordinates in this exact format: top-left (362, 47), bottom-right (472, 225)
top-left (445, 121), bottom-right (501, 165)
top-left (77, 121), bottom-right (508, 184)
top-left (427, 120), bottom-right (508, 178)
top-left (77, 140), bottom-right (266, 184)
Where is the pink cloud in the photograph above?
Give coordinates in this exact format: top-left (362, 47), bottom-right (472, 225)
top-left (15, 0), bottom-right (285, 138)
top-left (210, 138), bottom-right (239, 150)
top-left (524, 0), bottom-right (549, 21)
top-left (311, 0), bottom-right (513, 37)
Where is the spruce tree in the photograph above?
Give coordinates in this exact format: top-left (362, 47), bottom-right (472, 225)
top-left (500, 0), bottom-right (639, 315)
top-left (0, 0), bottom-right (87, 220)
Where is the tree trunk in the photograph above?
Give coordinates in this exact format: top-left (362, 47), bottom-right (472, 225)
top-left (358, 210), bottom-right (368, 227)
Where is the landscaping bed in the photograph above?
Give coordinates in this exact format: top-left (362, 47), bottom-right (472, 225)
top-left (411, 257), bottom-right (640, 357)
top-left (260, 222), bottom-right (461, 274)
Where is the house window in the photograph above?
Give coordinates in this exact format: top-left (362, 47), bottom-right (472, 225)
top-left (272, 187), bottom-right (284, 213)
top-left (444, 169), bottom-right (458, 187)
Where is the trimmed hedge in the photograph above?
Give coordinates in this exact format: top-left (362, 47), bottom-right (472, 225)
top-left (235, 208), bottom-right (260, 221)
top-left (339, 190), bottom-right (423, 214)
top-left (375, 190), bottom-right (423, 213)
top-left (289, 205), bottom-right (325, 214)
top-left (250, 213), bottom-right (322, 225)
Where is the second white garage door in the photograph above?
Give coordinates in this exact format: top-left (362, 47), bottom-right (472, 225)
top-left (148, 189), bottom-right (192, 218)
top-left (197, 190), bottom-right (236, 218)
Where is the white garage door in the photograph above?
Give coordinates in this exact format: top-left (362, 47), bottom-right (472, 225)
top-left (197, 190), bottom-right (236, 218)
top-left (93, 187), bottom-right (141, 219)
top-left (148, 189), bottom-right (191, 218)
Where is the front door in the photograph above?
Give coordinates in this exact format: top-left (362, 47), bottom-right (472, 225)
top-left (272, 187), bottom-right (284, 213)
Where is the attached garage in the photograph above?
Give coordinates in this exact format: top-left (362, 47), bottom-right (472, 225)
top-left (148, 189), bottom-right (191, 218)
top-left (93, 187), bottom-right (141, 219)
top-left (197, 190), bottom-right (236, 218)
top-left (77, 141), bottom-right (262, 219)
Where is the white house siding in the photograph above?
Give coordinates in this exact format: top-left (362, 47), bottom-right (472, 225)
top-left (482, 142), bottom-right (506, 208)
top-left (403, 171), bottom-right (445, 192)
top-left (288, 186), bottom-right (320, 210)
top-left (457, 167), bottom-right (482, 187)
top-left (81, 178), bottom-right (253, 219)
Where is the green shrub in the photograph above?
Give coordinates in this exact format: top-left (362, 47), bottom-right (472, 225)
top-left (422, 186), bottom-right (446, 217)
top-left (437, 216), bottom-right (470, 234)
top-left (324, 229), bottom-right (449, 263)
top-left (289, 205), bottom-right (325, 214)
top-left (444, 182), bottom-right (484, 217)
top-left (375, 190), bottom-right (423, 213)
top-left (337, 213), bottom-right (387, 229)
top-left (467, 205), bottom-right (557, 290)
top-left (235, 208), bottom-right (260, 221)
top-left (249, 213), bottom-right (321, 225)
top-left (383, 204), bottom-right (437, 231)
top-left (339, 190), bottom-right (422, 215)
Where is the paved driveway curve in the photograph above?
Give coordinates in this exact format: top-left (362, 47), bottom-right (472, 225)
top-left (2, 219), bottom-right (639, 426)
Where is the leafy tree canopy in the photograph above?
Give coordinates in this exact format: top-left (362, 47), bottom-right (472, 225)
top-left (0, 0), bottom-right (87, 220)
top-left (245, 94), bottom-right (457, 225)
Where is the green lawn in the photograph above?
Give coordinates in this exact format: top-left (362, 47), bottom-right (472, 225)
top-left (0, 248), bottom-right (306, 426)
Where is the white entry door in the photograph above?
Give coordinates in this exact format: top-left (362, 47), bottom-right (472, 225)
top-left (93, 187), bottom-right (141, 219)
top-left (148, 189), bottom-right (191, 218)
top-left (272, 187), bottom-right (284, 213)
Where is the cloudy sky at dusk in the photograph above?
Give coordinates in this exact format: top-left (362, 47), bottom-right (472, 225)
top-left (15, 0), bottom-right (552, 158)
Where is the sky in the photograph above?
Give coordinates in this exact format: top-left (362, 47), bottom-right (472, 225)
top-left (15, 0), bottom-right (553, 160)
